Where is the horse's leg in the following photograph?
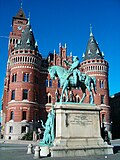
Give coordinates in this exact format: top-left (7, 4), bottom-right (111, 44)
top-left (64, 80), bottom-right (69, 102)
top-left (87, 85), bottom-right (94, 104)
top-left (60, 80), bottom-right (68, 102)
top-left (60, 88), bottom-right (64, 102)
top-left (80, 87), bottom-right (86, 103)
top-left (65, 88), bottom-right (68, 102)
top-left (80, 92), bottom-right (86, 103)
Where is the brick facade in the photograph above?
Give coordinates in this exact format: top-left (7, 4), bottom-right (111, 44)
top-left (2, 7), bottom-right (111, 140)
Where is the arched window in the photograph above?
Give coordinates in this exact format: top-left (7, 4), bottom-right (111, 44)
top-left (100, 80), bottom-right (104, 89)
top-left (10, 111), bottom-right (14, 120)
top-left (23, 73), bottom-right (29, 82)
top-left (22, 89), bottom-right (28, 100)
top-left (12, 74), bottom-right (17, 82)
top-left (11, 90), bottom-right (15, 100)
top-left (22, 111), bottom-right (27, 120)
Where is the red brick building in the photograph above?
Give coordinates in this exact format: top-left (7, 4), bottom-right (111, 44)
top-left (2, 7), bottom-right (111, 140)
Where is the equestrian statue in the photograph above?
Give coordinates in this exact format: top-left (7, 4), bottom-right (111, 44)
top-left (48, 56), bottom-right (97, 104)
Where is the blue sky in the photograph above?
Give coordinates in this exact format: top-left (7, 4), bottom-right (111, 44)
top-left (0, 0), bottom-right (120, 111)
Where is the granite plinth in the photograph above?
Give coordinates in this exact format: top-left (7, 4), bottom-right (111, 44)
top-left (51, 103), bottom-right (113, 157)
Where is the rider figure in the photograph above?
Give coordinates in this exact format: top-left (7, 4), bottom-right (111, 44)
top-left (64, 56), bottom-right (81, 86)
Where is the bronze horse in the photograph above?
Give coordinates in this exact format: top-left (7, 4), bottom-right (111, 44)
top-left (48, 66), bottom-right (96, 104)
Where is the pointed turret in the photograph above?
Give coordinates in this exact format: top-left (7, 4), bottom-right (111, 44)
top-left (15, 18), bottom-right (38, 51)
top-left (12, 5), bottom-right (28, 26)
top-left (82, 25), bottom-right (104, 61)
top-left (13, 6), bottom-right (26, 20)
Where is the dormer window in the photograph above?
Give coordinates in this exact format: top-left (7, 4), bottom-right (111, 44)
top-left (26, 38), bottom-right (30, 46)
top-left (88, 49), bottom-right (91, 55)
top-left (96, 49), bottom-right (100, 55)
top-left (17, 39), bottom-right (21, 45)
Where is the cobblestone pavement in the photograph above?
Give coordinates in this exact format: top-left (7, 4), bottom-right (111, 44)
top-left (0, 139), bottom-right (120, 160)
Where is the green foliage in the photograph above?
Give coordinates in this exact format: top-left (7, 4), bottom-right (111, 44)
top-left (21, 132), bottom-right (33, 140)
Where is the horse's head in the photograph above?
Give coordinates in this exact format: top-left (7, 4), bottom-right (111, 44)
top-left (48, 66), bottom-right (57, 79)
top-left (48, 65), bottom-right (67, 81)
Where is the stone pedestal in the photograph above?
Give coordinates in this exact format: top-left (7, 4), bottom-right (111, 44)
top-left (51, 103), bottom-right (113, 157)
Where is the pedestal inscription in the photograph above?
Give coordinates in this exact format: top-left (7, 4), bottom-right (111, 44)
top-left (69, 113), bottom-right (92, 126)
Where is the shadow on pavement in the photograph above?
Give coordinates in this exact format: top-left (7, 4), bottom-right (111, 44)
top-left (113, 146), bottom-right (120, 154)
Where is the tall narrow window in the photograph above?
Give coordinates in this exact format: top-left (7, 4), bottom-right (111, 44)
top-left (11, 90), bottom-right (15, 100)
top-left (58, 80), bottom-right (60, 88)
top-left (10, 111), bottom-right (14, 120)
top-left (101, 95), bottom-right (105, 104)
top-left (9, 126), bottom-right (13, 133)
top-left (100, 80), bottom-right (104, 88)
top-left (23, 73), bottom-right (29, 82)
top-left (23, 89), bottom-right (28, 100)
top-left (49, 79), bottom-right (52, 87)
top-left (21, 126), bottom-right (26, 133)
top-left (48, 95), bottom-right (51, 103)
top-left (46, 79), bottom-right (48, 87)
top-left (12, 74), bottom-right (17, 82)
top-left (22, 111), bottom-right (26, 120)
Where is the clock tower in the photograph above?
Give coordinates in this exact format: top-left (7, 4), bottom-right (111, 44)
top-left (9, 7), bottom-right (28, 55)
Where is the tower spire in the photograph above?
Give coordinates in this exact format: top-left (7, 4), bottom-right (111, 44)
top-left (90, 24), bottom-right (93, 37)
top-left (27, 12), bottom-right (31, 25)
top-left (28, 12), bottom-right (31, 20)
top-left (21, 1), bottom-right (23, 8)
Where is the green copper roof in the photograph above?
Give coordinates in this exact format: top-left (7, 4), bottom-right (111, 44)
top-left (15, 20), bottom-right (38, 51)
top-left (82, 28), bottom-right (104, 61)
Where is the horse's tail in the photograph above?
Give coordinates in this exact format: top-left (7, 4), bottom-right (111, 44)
top-left (92, 77), bottom-right (97, 94)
